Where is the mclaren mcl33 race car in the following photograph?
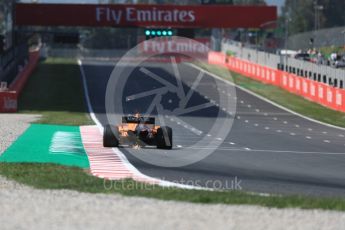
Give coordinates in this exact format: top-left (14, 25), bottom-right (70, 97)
top-left (103, 115), bottom-right (173, 149)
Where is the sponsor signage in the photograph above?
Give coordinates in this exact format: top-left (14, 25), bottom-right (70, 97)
top-left (139, 38), bottom-right (210, 58)
top-left (15, 4), bottom-right (277, 28)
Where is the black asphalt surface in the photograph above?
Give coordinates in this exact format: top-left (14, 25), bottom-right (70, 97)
top-left (81, 58), bottom-right (345, 197)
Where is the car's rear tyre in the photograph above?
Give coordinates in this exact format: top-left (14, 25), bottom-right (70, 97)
top-left (103, 125), bottom-right (119, 147)
top-left (156, 126), bottom-right (172, 149)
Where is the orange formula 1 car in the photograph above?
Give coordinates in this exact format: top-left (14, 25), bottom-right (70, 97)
top-left (103, 115), bottom-right (173, 149)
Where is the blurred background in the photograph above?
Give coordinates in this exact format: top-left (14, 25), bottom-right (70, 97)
top-left (1, 0), bottom-right (344, 86)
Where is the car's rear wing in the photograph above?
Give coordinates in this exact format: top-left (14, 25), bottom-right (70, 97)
top-left (122, 116), bottom-right (155, 124)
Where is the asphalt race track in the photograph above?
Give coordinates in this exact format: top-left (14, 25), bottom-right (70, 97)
top-left (80, 58), bottom-right (345, 197)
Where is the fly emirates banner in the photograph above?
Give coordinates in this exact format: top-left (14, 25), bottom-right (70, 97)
top-left (15, 4), bottom-right (277, 28)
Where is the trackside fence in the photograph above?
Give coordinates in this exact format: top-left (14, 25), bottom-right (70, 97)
top-left (208, 51), bottom-right (345, 113)
top-left (0, 50), bottom-right (40, 113)
top-left (222, 41), bottom-right (345, 89)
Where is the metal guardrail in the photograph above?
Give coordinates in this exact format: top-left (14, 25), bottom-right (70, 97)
top-left (222, 40), bottom-right (345, 89)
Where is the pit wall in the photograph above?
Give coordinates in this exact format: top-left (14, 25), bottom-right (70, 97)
top-left (0, 50), bottom-right (40, 113)
top-left (208, 51), bottom-right (345, 113)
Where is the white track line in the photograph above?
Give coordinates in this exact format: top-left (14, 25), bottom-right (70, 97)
top-left (78, 60), bottom-right (103, 130)
top-left (185, 147), bottom-right (345, 155)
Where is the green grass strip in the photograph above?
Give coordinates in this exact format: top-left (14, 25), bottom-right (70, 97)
top-left (19, 58), bottom-right (93, 126)
top-left (1, 163), bottom-right (345, 211)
